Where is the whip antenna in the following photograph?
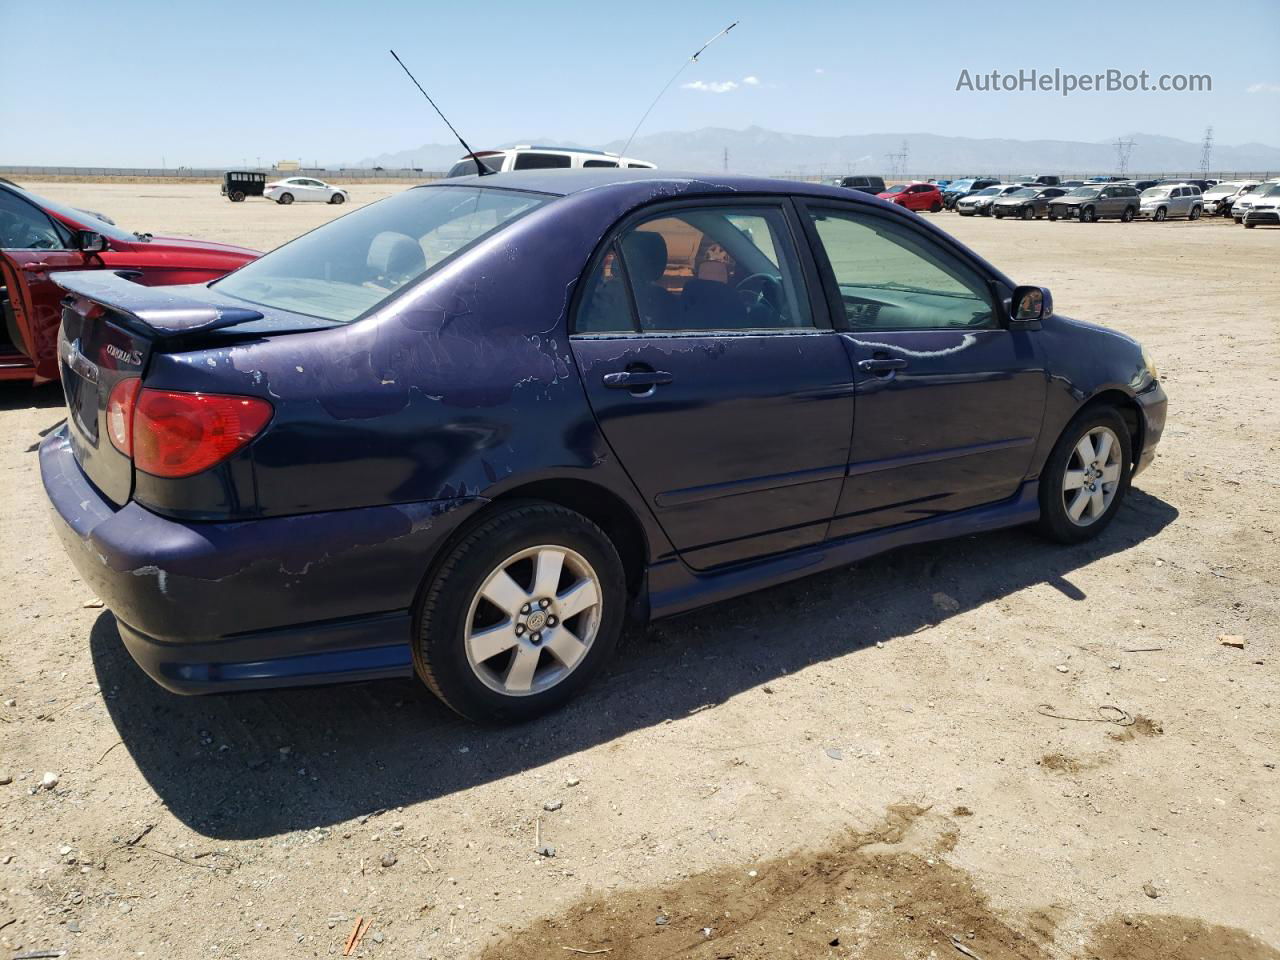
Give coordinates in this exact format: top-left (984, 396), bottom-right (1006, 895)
top-left (620, 21), bottom-right (739, 159)
top-left (390, 49), bottom-right (491, 175)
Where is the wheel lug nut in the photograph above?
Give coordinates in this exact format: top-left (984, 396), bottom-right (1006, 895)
top-left (540, 598), bottom-right (551, 609)
top-left (531, 632), bottom-right (542, 645)
top-left (515, 624), bottom-right (525, 636)
top-left (521, 603), bottom-right (531, 614)
top-left (547, 616), bottom-right (557, 627)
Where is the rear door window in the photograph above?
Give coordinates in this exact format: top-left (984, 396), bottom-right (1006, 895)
top-left (575, 205), bottom-right (813, 334)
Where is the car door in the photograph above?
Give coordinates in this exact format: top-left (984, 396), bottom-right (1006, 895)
top-left (797, 201), bottom-right (1047, 537)
top-left (0, 189), bottom-right (90, 380)
top-left (570, 199), bottom-right (855, 569)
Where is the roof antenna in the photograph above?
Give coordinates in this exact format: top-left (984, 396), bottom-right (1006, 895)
top-left (620, 21), bottom-right (739, 160)
top-left (390, 49), bottom-right (491, 175)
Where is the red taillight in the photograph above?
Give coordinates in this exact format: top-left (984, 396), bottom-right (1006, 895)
top-left (132, 389), bottom-right (273, 478)
top-left (106, 378), bottom-right (142, 455)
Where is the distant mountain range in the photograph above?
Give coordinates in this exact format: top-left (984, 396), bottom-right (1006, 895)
top-left (352, 127), bottom-right (1280, 176)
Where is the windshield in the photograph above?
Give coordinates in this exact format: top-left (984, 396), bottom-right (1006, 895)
top-left (1066, 187), bottom-right (1102, 199)
top-left (885, 184), bottom-right (908, 194)
top-left (973, 187), bottom-right (1000, 197)
top-left (1009, 188), bottom-right (1037, 198)
top-left (214, 185), bottom-right (550, 323)
top-left (13, 186), bottom-right (139, 243)
top-left (1141, 188), bottom-right (1170, 199)
top-left (948, 180), bottom-right (975, 191)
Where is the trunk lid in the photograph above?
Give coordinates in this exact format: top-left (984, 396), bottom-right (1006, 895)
top-left (51, 270), bottom-right (328, 506)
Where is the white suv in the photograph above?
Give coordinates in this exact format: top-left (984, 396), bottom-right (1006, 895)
top-left (445, 146), bottom-right (655, 178)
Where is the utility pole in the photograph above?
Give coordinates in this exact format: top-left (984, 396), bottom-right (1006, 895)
top-left (1114, 137), bottom-right (1136, 177)
top-left (1200, 126), bottom-right (1213, 178)
top-left (723, 146), bottom-right (729, 173)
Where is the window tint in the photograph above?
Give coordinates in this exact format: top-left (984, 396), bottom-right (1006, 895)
top-left (808, 208), bottom-right (994, 330)
top-left (582, 159), bottom-right (619, 168)
top-left (214, 186), bottom-right (549, 323)
top-left (513, 152), bottom-right (572, 170)
top-left (0, 190), bottom-right (66, 250)
top-left (575, 205), bottom-right (812, 334)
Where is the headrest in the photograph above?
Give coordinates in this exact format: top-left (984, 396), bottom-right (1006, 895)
top-left (621, 230), bottom-right (668, 284)
top-left (367, 231), bottom-right (426, 282)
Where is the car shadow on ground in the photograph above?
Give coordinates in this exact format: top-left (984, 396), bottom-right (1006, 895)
top-left (90, 489), bottom-right (1177, 840)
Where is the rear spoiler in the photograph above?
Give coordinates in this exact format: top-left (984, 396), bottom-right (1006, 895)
top-left (52, 270), bottom-right (264, 337)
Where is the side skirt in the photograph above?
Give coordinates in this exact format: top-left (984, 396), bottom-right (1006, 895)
top-left (646, 481), bottom-right (1041, 619)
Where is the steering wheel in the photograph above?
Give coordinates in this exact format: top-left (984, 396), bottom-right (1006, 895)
top-left (735, 272), bottom-right (783, 312)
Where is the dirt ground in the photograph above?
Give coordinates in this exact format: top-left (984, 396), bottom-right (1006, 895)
top-left (1, 182), bottom-right (1276, 960)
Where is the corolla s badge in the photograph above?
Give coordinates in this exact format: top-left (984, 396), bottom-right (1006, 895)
top-left (105, 343), bottom-right (144, 366)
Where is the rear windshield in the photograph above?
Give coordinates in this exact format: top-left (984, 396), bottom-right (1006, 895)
top-left (213, 186), bottom-right (549, 323)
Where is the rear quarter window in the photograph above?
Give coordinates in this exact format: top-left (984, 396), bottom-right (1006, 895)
top-left (514, 153), bottom-right (572, 170)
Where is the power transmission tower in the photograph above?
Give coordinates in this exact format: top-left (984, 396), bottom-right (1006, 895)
top-left (1114, 138), bottom-right (1136, 177)
top-left (1200, 126), bottom-right (1213, 178)
top-left (886, 140), bottom-right (910, 179)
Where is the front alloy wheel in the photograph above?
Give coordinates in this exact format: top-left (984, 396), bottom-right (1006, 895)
top-left (1037, 407), bottom-right (1132, 543)
top-left (1061, 427), bottom-right (1124, 527)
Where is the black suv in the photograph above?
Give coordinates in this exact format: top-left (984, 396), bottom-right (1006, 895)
top-left (832, 175), bottom-right (886, 195)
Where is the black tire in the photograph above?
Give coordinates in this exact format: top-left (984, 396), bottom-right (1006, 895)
top-left (1048, 211), bottom-right (1058, 221)
top-left (1021, 205), bottom-right (1034, 220)
top-left (1153, 206), bottom-right (1166, 222)
top-left (1245, 222), bottom-right (1256, 229)
top-left (1081, 205), bottom-right (1096, 223)
top-left (994, 210), bottom-right (1004, 219)
top-left (1189, 205), bottom-right (1200, 220)
top-left (329, 192), bottom-right (345, 205)
top-left (278, 192), bottom-right (294, 205)
top-left (1121, 206), bottom-right (1135, 223)
top-left (413, 502), bottom-right (627, 722)
top-left (930, 201), bottom-right (942, 213)
top-left (1036, 406), bottom-right (1133, 544)
top-left (230, 190), bottom-right (245, 203)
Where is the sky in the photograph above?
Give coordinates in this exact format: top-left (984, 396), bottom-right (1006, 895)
top-left (1, 0), bottom-right (1277, 167)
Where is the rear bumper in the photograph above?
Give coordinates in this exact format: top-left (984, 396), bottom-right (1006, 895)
top-left (40, 427), bottom-right (483, 693)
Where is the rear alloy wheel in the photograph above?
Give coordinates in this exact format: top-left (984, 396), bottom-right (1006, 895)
top-left (413, 503), bottom-right (626, 722)
top-left (1022, 205), bottom-right (1034, 220)
top-left (1154, 206), bottom-right (1167, 222)
top-left (278, 192), bottom-right (294, 205)
top-left (1036, 407), bottom-right (1132, 544)
top-left (1121, 206), bottom-right (1135, 222)
top-left (329, 192), bottom-right (345, 205)
top-left (930, 201), bottom-right (942, 213)
top-left (1081, 206), bottom-right (1096, 223)
top-left (1189, 204), bottom-right (1200, 220)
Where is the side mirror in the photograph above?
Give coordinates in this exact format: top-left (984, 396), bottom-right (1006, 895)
top-left (1011, 285), bottom-right (1052, 325)
top-left (77, 230), bottom-right (108, 253)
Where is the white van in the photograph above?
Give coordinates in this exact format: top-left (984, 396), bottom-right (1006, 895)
top-left (445, 146), bottom-right (655, 178)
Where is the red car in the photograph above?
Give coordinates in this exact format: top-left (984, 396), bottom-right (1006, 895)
top-left (1, 180), bottom-right (258, 384)
top-left (876, 182), bottom-right (944, 213)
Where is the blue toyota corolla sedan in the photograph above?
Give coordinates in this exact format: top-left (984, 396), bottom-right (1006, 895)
top-left (41, 169), bottom-right (1166, 721)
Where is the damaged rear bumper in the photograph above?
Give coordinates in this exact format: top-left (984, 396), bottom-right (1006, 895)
top-left (40, 427), bottom-right (483, 693)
